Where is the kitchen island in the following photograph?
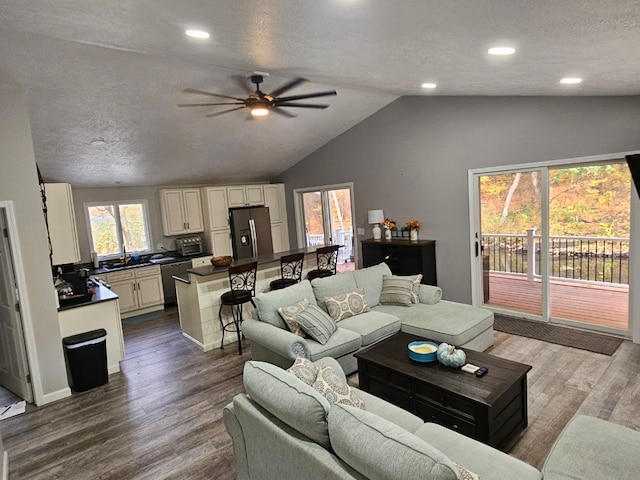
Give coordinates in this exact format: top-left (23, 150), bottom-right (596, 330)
top-left (57, 282), bottom-right (125, 374)
top-left (174, 247), bottom-right (321, 352)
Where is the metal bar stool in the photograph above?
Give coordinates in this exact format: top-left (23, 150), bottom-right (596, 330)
top-left (218, 261), bottom-right (258, 355)
top-left (307, 245), bottom-right (340, 281)
top-left (270, 252), bottom-right (304, 290)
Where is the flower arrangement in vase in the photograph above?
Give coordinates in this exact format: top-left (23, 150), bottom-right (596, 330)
top-left (380, 219), bottom-right (396, 240)
top-left (406, 220), bottom-right (421, 240)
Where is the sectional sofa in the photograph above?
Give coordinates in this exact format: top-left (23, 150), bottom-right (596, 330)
top-left (242, 262), bottom-right (494, 375)
top-left (224, 357), bottom-right (640, 479)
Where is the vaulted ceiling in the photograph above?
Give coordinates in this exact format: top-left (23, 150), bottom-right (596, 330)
top-left (1, 1), bottom-right (638, 187)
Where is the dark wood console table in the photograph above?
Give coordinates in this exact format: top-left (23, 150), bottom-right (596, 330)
top-left (361, 238), bottom-right (436, 285)
top-left (355, 333), bottom-right (532, 450)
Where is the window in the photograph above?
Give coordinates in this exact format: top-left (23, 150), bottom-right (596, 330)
top-left (85, 200), bottom-right (152, 257)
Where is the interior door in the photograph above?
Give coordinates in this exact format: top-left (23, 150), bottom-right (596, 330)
top-left (0, 208), bottom-right (33, 402)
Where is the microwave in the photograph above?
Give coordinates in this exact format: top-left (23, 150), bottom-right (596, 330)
top-left (175, 235), bottom-right (203, 256)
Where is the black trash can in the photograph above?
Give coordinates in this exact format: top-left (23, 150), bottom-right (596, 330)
top-left (63, 328), bottom-right (108, 392)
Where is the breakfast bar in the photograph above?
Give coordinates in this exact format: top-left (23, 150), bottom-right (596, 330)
top-left (174, 247), bottom-right (320, 351)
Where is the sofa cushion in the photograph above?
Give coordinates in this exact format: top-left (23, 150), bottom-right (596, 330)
top-left (328, 404), bottom-right (459, 480)
top-left (243, 361), bottom-right (332, 449)
top-left (313, 365), bottom-right (364, 409)
top-left (352, 262), bottom-right (392, 308)
top-left (311, 273), bottom-right (358, 312)
top-left (379, 275), bottom-right (413, 306)
top-left (307, 327), bottom-right (362, 362)
top-left (287, 356), bottom-right (319, 386)
top-left (277, 298), bottom-right (310, 338)
top-left (337, 310), bottom-right (400, 346)
top-left (295, 304), bottom-right (338, 345)
top-left (375, 300), bottom-right (494, 346)
top-left (324, 288), bottom-right (370, 322)
top-left (254, 280), bottom-right (317, 329)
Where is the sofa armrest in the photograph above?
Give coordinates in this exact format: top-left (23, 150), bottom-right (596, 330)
top-left (242, 318), bottom-right (311, 361)
top-left (418, 284), bottom-right (442, 304)
top-left (223, 401), bottom-right (250, 480)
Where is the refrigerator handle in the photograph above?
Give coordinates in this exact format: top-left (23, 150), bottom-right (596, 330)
top-left (249, 219), bottom-right (258, 257)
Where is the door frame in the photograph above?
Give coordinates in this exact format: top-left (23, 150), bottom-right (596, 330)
top-left (468, 151), bottom-right (640, 342)
top-left (293, 182), bottom-right (358, 262)
top-left (0, 201), bottom-right (38, 402)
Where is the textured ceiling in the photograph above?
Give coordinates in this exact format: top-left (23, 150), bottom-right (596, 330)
top-left (0, 0), bottom-right (639, 187)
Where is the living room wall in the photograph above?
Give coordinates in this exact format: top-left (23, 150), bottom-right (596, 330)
top-left (275, 96), bottom-right (640, 304)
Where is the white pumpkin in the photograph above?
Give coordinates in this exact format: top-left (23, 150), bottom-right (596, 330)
top-left (436, 343), bottom-right (466, 368)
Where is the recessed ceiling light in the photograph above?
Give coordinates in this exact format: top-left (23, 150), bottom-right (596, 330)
top-left (185, 29), bottom-right (210, 39)
top-left (488, 47), bottom-right (516, 56)
top-left (559, 77), bottom-right (583, 84)
top-left (421, 83), bottom-right (437, 89)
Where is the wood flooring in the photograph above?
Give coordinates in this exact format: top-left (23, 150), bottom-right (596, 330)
top-left (1, 307), bottom-right (639, 478)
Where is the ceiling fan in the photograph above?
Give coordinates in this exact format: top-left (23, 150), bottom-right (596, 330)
top-left (178, 74), bottom-right (337, 118)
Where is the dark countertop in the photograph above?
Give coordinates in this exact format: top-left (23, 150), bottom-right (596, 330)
top-left (57, 283), bottom-right (118, 312)
top-left (89, 251), bottom-right (211, 275)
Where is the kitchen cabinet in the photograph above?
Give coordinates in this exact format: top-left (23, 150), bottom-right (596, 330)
top-left (106, 265), bottom-right (164, 316)
top-left (361, 238), bottom-right (437, 285)
top-left (159, 188), bottom-right (204, 236)
top-left (201, 186), bottom-right (233, 256)
top-left (227, 185), bottom-right (264, 207)
top-left (203, 230), bottom-right (233, 257)
top-left (45, 183), bottom-right (81, 265)
top-left (264, 183), bottom-right (289, 253)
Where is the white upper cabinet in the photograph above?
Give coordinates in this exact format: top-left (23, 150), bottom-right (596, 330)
top-left (263, 184), bottom-right (286, 224)
top-left (45, 183), bottom-right (81, 265)
top-left (227, 185), bottom-right (264, 207)
top-left (159, 188), bottom-right (204, 236)
top-left (201, 187), bottom-right (229, 231)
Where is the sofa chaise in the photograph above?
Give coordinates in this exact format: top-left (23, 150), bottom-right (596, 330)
top-left (242, 262), bottom-right (494, 375)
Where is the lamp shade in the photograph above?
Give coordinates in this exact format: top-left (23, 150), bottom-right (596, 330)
top-left (368, 209), bottom-right (384, 224)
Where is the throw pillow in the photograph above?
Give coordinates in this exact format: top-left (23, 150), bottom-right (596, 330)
top-left (277, 298), bottom-right (310, 338)
top-left (456, 464), bottom-right (484, 480)
top-left (379, 275), bottom-right (413, 306)
top-left (313, 365), bottom-right (364, 409)
top-left (287, 357), bottom-right (319, 386)
top-left (324, 288), bottom-right (370, 322)
top-left (294, 304), bottom-right (338, 345)
top-left (394, 274), bottom-right (423, 303)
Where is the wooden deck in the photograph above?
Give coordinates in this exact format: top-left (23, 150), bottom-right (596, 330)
top-left (486, 273), bottom-right (628, 331)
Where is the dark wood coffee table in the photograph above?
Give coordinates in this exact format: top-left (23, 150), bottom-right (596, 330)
top-left (355, 332), bottom-right (532, 449)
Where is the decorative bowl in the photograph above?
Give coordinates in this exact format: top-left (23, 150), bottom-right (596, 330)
top-left (407, 341), bottom-right (439, 363)
top-left (211, 256), bottom-right (233, 267)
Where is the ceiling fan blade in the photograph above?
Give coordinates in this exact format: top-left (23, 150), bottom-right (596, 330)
top-left (275, 91), bottom-right (337, 102)
top-left (178, 102), bottom-right (244, 107)
top-left (182, 88), bottom-right (245, 102)
top-left (270, 107), bottom-right (297, 118)
top-left (204, 106), bottom-right (246, 118)
top-left (267, 77), bottom-right (307, 98)
top-left (231, 75), bottom-right (255, 95)
top-left (276, 103), bottom-right (329, 109)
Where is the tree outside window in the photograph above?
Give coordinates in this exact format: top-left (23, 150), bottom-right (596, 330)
top-left (86, 201), bottom-right (151, 257)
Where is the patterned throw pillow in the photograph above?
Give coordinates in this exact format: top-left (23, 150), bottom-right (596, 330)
top-left (287, 357), bottom-right (319, 386)
top-left (294, 305), bottom-right (338, 345)
top-left (313, 365), bottom-right (364, 409)
top-left (277, 298), bottom-right (310, 338)
top-left (379, 275), bottom-right (413, 306)
top-left (456, 464), bottom-right (484, 480)
top-left (398, 274), bottom-right (422, 303)
top-left (324, 288), bottom-right (370, 322)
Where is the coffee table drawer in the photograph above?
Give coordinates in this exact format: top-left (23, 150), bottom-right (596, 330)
top-left (364, 363), bottom-right (411, 394)
top-left (415, 401), bottom-right (476, 438)
top-left (414, 383), bottom-right (476, 417)
top-left (367, 378), bottom-right (413, 411)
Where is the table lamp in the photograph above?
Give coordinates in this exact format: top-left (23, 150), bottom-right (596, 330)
top-left (368, 209), bottom-right (384, 240)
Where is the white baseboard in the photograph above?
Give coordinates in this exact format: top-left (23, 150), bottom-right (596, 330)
top-left (181, 332), bottom-right (215, 352)
top-left (39, 386), bottom-right (71, 406)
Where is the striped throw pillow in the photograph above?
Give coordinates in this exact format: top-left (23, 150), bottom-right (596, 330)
top-left (379, 275), bottom-right (413, 306)
top-left (294, 304), bottom-right (338, 345)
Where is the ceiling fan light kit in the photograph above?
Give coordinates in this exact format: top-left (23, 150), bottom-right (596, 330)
top-left (179, 74), bottom-right (337, 118)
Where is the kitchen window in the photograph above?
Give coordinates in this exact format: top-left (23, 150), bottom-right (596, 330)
top-left (85, 200), bottom-right (152, 257)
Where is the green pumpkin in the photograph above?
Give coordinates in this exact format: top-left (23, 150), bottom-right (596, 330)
top-left (437, 343), bottom-right (466, 368)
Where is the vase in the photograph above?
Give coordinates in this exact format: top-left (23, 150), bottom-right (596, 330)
top-left (410, 229), bottom-right (418, 241)
top-left (384, 229), bottom-right (392, 240)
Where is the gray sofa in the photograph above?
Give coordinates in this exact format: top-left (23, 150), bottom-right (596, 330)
top-left (224, 358), bottom-right (640, 480)
top-left (242, 262), bottom-right (494, 375)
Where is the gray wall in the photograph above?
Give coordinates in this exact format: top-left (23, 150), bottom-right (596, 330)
top-left (276, 96), bottom-right (640, 303)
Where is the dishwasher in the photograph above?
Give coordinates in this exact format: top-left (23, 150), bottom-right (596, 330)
top-left (160, 260), bottom-right (192, 305)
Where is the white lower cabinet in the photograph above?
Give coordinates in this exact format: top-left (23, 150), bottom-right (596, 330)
top-left (204, 230), bottom-right (233, 257)
top-left (106, 266), bottom-right (164, 315)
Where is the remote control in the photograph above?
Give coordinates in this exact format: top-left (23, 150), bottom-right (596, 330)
top-left (461, 364), bottom-right (480, 374)
top-left (475, 367), bottom-right (488, 377)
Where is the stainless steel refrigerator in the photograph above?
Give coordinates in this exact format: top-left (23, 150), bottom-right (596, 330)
top-left (229, 206), bottom-right (273, 259)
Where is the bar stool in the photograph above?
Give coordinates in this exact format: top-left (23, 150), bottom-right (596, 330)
top-left (218, 261), bottom-right (258, 355)
top-left (270, 252), bottom-right (304, 290)
top-left (307, 245), bottom-right (340, 281)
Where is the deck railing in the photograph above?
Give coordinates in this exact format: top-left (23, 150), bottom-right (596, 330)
top-left (306, 229), bottom-right (354, 264)
top-left (483, 229), bottom-right (630, 285)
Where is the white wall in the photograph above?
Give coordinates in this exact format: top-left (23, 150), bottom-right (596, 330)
top-left (276, 96), bottom-right (640, 304)
top-left (0, 86), bottom-right (70, 404)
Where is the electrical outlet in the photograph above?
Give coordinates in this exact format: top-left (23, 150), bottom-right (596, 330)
top-left (357, 228), bottom-right (365, 236)
top-left (156, 243), bottom-right (164, 250)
